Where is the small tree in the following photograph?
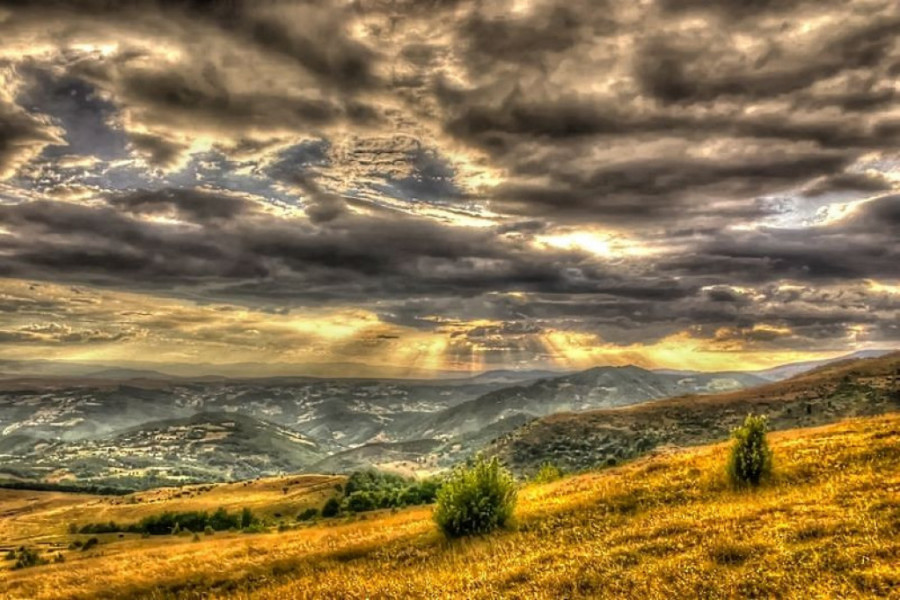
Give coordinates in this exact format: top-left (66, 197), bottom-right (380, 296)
top-left (727, 414), bottom-right (773, 487)
top-left (11, 547), bottom-right (45, 570)
top-left (533, 462), bottom-right (563, 484)
top-left (321, 497), bottom-right (341, 518)
top-left (433, 455), bottom-right (517, 538)
top-left (297, 507), bottom-right (319, 521)
top-left (346, 491), bottom-right (377, 513)
top-left (81, 537), bottom-right (99, 551)
top-left (240, 507), bottom-right (254, 529)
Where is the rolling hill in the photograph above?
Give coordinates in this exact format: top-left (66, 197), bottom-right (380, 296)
top-left (487, 352), bottom-right (900, 475)
top-left (323, 366), bottom-right (768, 472)
top-left (0, 363), bottom-right (771, 485)
top-left (0, 352), bottom-right (893, 487)
top-left (1, 412), bottom-right (325, 487)
top-left (409, 365), bottom-right (766, 440)
top-left (0, 414), bottom-right (896, 599)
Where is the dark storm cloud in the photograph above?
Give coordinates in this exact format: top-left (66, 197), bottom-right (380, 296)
top-left (1, 0), bottom-right (378, 92)
top-left (0, 0), bottom-right (897, 358)
top-left (0, 91), bottom-right (63, 180)
top-left (0, 322), bottom-right (138, 344)
top-left (0, 0), bottom-right (385, 174)
top-left (0, 189), bottom-right (632, 301)
top-left (459, 3), bottom-right (593, 66)
top-left (108, 188), bottom-right (252, 222)
top-left (801, 171), bottom-right (894, 197)
top-left (432, 0), bottom-right (900, 228)
top-left (127, 132), bottom-right (190, 170)
top-left (664, 195), bottom-right (900, 284)
top-left (491, 152), bottom-right (847, 223)
top-left (634, 17), bottom-right (900, 105)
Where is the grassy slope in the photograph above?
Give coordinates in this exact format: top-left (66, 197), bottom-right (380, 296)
top-left (490, 351), bottom-right (900, 474)
top-left (0, 474), bottom-right (342, 545)
top-left (1, 413), bottom-right (897, 599)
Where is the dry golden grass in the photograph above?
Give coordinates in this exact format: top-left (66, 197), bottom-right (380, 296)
top-left (1, 413), bottom-right (898, 600)
top-left (0, 474), bottom-right (342, 546)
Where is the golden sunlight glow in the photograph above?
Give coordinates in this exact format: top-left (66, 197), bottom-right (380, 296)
top-left (69, 42), bottom-right (119, 56)
top-left (537, 328), bottom-right (843, 373)
top-left (0, 278), bottom-right (878, 375)
top-left (811, 197), bottom-right (871, 226)
top-left (535, 229), bottom-right (656, 259)
top-left (866, 279), bottom-right (900, 294)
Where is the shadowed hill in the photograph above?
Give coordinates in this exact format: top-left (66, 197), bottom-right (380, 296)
top-left (406, 365), bottom-right (766, 441)
top-left (2, 412), bottom-right (326, 487)
top-left (0, 414), bottom-right (896, 599)
top-left (487, 352), bottom-right (900, 475)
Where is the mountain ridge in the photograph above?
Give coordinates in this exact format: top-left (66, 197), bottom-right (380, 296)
top-left (486, 351), bottom-right (900, 475)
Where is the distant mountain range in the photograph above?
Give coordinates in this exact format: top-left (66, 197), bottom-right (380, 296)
top-left (1, 412), bottom-right (324, 487)
top-left (0, 350), bottom-right (895, 487)
top-left (1, 349), bottom-right (892, 382)
top-left (487, 351), bottom-right (900, 475)
top-left (746, 349), bottom-right (892, 381)
top-left (0, 359), bottom-right (555, 381)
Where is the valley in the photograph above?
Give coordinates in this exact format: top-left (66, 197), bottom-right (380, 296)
top-left (489, 352), bottom-right (900, 475)
top-left (0, 359), bottom-right (789, 488)
top-left (0, 413), bottom-right (897, 599)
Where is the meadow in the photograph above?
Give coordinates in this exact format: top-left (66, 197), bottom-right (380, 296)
top-left (1, 413), bottom-right (897, 599)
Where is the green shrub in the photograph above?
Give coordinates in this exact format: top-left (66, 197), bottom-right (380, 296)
top-left (242, 522), bottom-right (267, 534)
top-left (727, 414), bottom-right (773, 487)
top-left (533, 462), bottom-right (563, 484)
top-left (321, 497), bottom-right (341, 518)
top-left (79, 521), bottom-right (120, 534)
top-left (82, 537), bottom-right (100, 551)
top-left (399, 478), bottom-right (441, 506)
top-left (339, 470), bottom-right (443, 514)
top-left (11, 546), bottom-right (46, 569)
top-left (433, 455), bottom-right (517, 538)
top-left (345, 470), bottom-right (407, 495)
top-left (345, 491), bottom-right (379, 513)
top-left (296, 507), bottom-right (319, 521)
top-left (240, 507), bottom-right (254, 529)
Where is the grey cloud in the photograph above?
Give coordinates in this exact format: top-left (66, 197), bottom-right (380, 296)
top-left (664, 195), bottom-right (900, 283)
top-left (0, 95), bottom-right (63, 180)
top-left (801, 171), bottom-right (894, 197)
top-left (0, 321), bottom-right (138, 344)
top-left (0, 0), bottom-right (898, 357)
top-left (635, 17), bottom-right (900, 105)
top-left (127, 132), bottom-right (190, 169)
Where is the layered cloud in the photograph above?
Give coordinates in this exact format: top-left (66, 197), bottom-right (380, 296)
top-left (0, 0), bottom-right (897, 371)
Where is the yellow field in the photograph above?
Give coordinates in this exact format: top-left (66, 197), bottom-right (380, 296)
top-left (1, 414), bottom-right (898, 599)
top-left (0, 474), bottom-right (342, 545)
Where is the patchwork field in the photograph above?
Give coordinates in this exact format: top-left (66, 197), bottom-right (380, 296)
top-left (1, 414), bottom-right (898, 599)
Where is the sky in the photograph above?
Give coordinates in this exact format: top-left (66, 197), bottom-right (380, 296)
top-left (0, 0), bottom-right (897, 375)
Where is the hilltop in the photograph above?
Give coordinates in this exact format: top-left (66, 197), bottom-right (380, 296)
top-left (1, 412), bottom-right (326, 488)
top-left (0, 413), bottom-right (897, 599)
top-left (0, 363), bottom-right (768, 487)
top-left (0, 351), bottom-right (894, 488)
top-left (307, 365), bottom-right (768, 473)
top-left (488, 351), bottom-right (900, 475)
